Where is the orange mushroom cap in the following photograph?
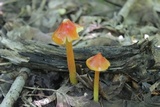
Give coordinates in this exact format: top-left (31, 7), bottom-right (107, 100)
top-left (52, 19), bottom-right (83, 45)
top-left (86, 53), bottom-right (110, 72)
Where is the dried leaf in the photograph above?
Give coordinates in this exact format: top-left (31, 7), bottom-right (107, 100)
top-left (56, 92), bottom-right (88, 107)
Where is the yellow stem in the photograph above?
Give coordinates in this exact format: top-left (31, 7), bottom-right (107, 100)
top-left (66, 40), bottom-right (77, 85)
top-left (94, 71), bottom-right (99, 102)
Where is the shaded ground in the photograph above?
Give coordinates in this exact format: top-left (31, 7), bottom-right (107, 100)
top-left (0, 0), bottom-right (160, 107)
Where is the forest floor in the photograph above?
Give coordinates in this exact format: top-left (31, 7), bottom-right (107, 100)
top-left (0, 0), bottom-right (160, 107)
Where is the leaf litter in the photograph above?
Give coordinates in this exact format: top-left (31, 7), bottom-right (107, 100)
top-left (0, 0), bottom-right (160, 107)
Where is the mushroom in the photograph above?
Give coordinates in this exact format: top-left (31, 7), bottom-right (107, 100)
top-left (52, 19), bottom-right (83, 84)
top-left (86, 53), bottom-right (110, 102)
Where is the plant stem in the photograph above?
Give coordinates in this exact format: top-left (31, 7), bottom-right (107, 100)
top-left (94, 71), bottom-right (99, 102)
top-left (66, 40), bottom-right (77, 85)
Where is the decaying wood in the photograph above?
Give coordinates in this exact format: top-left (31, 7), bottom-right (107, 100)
top-left (0, 36), bottom-right (154, 72)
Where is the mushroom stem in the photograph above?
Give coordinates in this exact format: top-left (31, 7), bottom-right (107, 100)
top-left (66, 40), bottom-right (77, 85)
top-left (94, 71), bottom-right (99, 102)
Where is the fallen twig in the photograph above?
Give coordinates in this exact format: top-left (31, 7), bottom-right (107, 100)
top-left (0, 68), bottom-right (30, 107)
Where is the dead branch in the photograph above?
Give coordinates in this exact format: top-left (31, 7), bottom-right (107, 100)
top-left (117, 0), bottom-right (138, 22)
top-left (0, 68), bottom-right (30, 107)
top-left (0, 36), bottom-right (154, 73)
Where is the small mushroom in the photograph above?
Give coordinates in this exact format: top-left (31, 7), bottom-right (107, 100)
top-left (86, 53), bottom-right (110, 102)
top-left (52, 19), bottom-right (83, 85)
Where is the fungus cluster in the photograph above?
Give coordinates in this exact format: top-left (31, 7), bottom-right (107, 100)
top-left (52, 19), bottom-right (110, 102)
